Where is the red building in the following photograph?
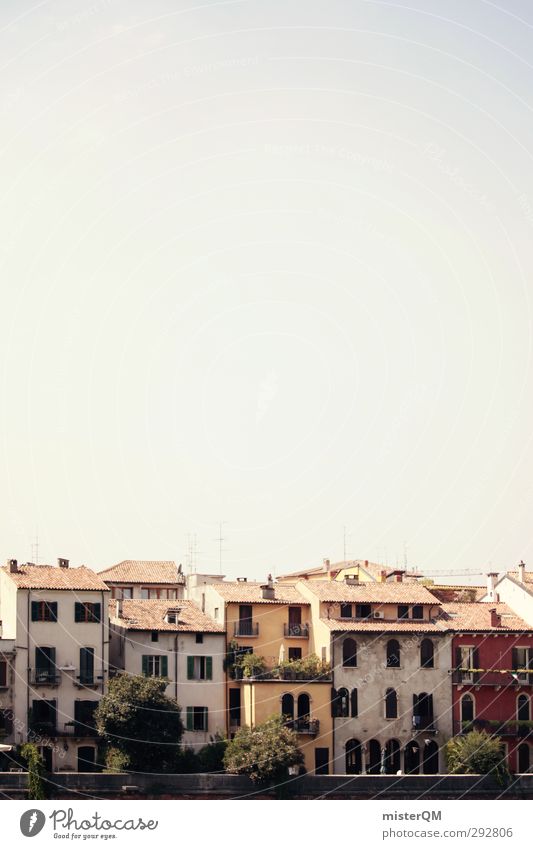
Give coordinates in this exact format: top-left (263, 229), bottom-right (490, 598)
top-left (446, 602), bottom-right (533, 773)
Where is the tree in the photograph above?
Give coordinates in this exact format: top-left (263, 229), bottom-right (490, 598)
top-left (445, 730), bottom-right (510, 784)
top-left (95, 674), bottom-right (184, 772)
top-left (223, 715), bottom-right (304, 784)
top-left (21, 743), bottom-right (47, 799)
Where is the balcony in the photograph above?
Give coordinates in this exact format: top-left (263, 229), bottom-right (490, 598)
top-left (63, 722), bottom-right (98, 738)
top-left (28, 721), bottom-right (58, 737)
top-left (459, 719), bottom-right (533, 738)
top-left (412, 716), bottom-right (437, 733)
top-left (73, 671), bottom-right (102, 689)
top-left (30, 669), bottom-right (61, 687)
top-left (284, 623), bottom-right (309, 638)
top-left (452, 670), bottom-right (524, 687)
top-left (233, 621), bottom-right (259, 638)
top-left (285, 719), bottom-right (320, 736)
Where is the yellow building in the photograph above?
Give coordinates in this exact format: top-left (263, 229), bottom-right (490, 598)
top-left (190, 575), bottom-right (333, 774)
top-left (277, 558), bottom-right (421, 585)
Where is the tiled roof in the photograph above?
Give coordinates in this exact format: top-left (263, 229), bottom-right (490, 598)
top-left (301, 580), bottom-right (440, 605)
top-left (98, 560), bottom-right (185, 585)
top-left (505, 571), bottom-right (533, 586)
top-left (109, 599), bottom-right (224, 632)
top-left (1, 564), bottom-right (109, 591)
top-left (211, 582), bottom-right (309, 605)
top-left (428, 585), bottom-right (486, 603)
top-left (442, 602), bottom-right (533, 633)
top-left (278, 559), bottom-right (422, 581)
top-left (323, 617), bottom-right (448, 633)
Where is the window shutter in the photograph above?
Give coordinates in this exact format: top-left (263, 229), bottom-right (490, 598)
top-left (512, 648), bottom-right (518, 673)
top-left (142, 655), bottom-right (149, 676)
top-left (50, 602), bottom-right (58, 622)
top-left (75, 602), bottom-right (82, 623)
top-left (161, 655), bottom-right (168, 678)
top-left (206, 657), bottom-right (213, 680)
top-left (31, 601), bottom-right (39, 621)
top-left (330, 688), bottom-right (337, 718)
top-left (187, 656), bottom-right (194, 680)
top-left (528, 650), bottom-right (533, 685)
top-left (74, 701), bottom-right (81, 722)
top-left (472, 648), bottom-right (480, 683)
top-left (50, 647), bottom-right (56, 666)
top-left (455, 647), bottom-right (462, 672)
top-left (203, 707), bottom-right (208, 731)
top-left (428, 694), bottom-right (434, 721)
top-left (350, 688), bottom-right (358, 717)
top-left (93, 603), bottom-right (101, 623)
top-left (186, 707), bottom-right (193, 731)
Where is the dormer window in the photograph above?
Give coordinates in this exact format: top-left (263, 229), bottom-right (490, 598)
top-left (166, 608), bottom-right (180, 625)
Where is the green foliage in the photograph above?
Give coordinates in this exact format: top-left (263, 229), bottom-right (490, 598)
top-left (103, 747), bottom-right (131, 773)
top-left (445, 731), bottom-right (510, 784)
top-left (21, 743), bottom-right (47, 800)
top-left (95, 674), bottom-right (184, 772)
top-left (274, 654), bottom-right (331, 680)
top-left (224, 715), bottom-right (304, 784)
top-left (238, 652), bottom-right (267, 678)
top-left (197, 734), bottom-right (228, 773)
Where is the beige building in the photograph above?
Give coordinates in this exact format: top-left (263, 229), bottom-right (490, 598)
top-left (108, 598), bottom-right (226, 749)
top-left (0, 558), bottom-right (110, 772)
top-left (0, 636), bottom-right (16, 763)
top-left (98, 560), bottom-right (185, 600)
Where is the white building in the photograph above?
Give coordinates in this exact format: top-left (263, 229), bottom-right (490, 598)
top-left (108, 598), bottom-right (226, 749)
top-left (98, 560), bottom-right (185, 601)
top-left (0, 558), bottom-right (110, 772)
top-left (481, 562), bottom-right (533, 627)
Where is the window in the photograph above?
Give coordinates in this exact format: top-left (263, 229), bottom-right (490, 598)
top-left (0, 660), bottom-right (7, 688)
top-left (350, 688), bottom-right (358, 717)
top-left (385, 688), bottom-right (398, 719)
top-left (386, 639), bottom-right (400, 668)
top-left (166, 609), bottom-right (179, 624)
top-left (214, 608), bottom-right (219, 621)
top-left (518, 694), bottom-right (530, 722)
top-left (195, 633), bottom-right (204, 644)
top-left (340, 603), bottom-right (353, 619)
top-left (345, 739), bottom-right (362, 774)
top-left (229, 689), bottom-right (241, 726)
top-left (30, 699), bottom-right (57, 733)
top-left (412, 605), bottom-right (424, 620)
top-left (456, 646), bottom-right (477, 683)
top-left (342, 637), bottom-right (357, 668)
top-left (79, 648), bottom-right (95, 685)
top-left (461, 693), bottom-right (474, 723)
top-left (281, 693), bottom-right (294, 721)
top-left (420, 639), bottom-right (434, 669)
top-left (518, 743), bottom-right (530, 773)
top-left (355, 603), bottom-right (372, 619)
top-left (288, 647), bottom-right (302, 662)
top-left (111, 587), bottom-right (132, 600)
top-left (142, 655), bottom-right (168, 677)
top-left (187, 656), bottom-right (213, 681)
top-left (337, 687), bottom-right (349, 717)
top-left (74, 700), bottom-right (98, 734)
top-left (35, 647), bottom-right (57, 683)
top-left (398, 604), bottom-right (409, 620)
top-left (413, 692), bottom-right (434, 729)
top-left (141, 588), bottom-right (149, 599)
top-left (384, 739), bottom-right (401, 774)
top-left (513, 648), bottom-right (533, 684)
top-left (31, 601), bottom-right (57, 622)
top-left (151, 631), bottom-right (159, 643)
top-left (296, 693), bottom-right (310, 728)
top-left (186, 706), bottom-right (208, 732)
top-left (74, 603), bottom-right (101, 623)
top-left (78, 746), bottom-right (96, 772)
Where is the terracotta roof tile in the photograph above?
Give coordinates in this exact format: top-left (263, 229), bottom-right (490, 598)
top-left (302, 580), bottom-right (439, 605)
top-left (211, 582), bottom-right (309, 605)
top-left (98, 560), bottom-right (185, 585)
top-left (109, 599), bottom-right (224, 632)
top-left (442, 602), bottom-right (533, 632)
top-left (278, 559), bottom-right (422, 581)
top-left (1, 564), bottom-right (109, 591)
top-left (428, 585), bottom-right (486, 603)
top-left (322, 617), bottom-right (448, 633)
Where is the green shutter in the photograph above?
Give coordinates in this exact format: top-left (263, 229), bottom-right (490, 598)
top-left (31, 601), bottom-right (39, 621)
top-left (203, 707), bottom-right (208, 731)
top-left (206, 657), bottom-right (213, 680)
top-left (50, 602), bottom-right (58, 622)
top-left (142, 655), bottom-right (149, 676)
top-left (186, 707), bottom-right (193, 731)
top-left (187, 656), bottom-right (194, 680)
top-left (161, 655), bottom-right (168, 678)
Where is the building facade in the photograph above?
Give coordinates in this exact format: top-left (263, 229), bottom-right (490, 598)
top-left (98, 560), bottom-right (185, 601)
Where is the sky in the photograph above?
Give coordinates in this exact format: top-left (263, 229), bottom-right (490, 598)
top-left (1, 0), bottom-right (533, 582)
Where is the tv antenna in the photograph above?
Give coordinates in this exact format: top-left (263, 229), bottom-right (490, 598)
top-left (31, 531), bottom-right (39, 565)
top-left (214, 521), bottom-right (227, 574)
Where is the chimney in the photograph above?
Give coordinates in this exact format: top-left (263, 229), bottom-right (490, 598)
top-left (380, 570), bottom-right (387, 583)
top-left (6, 558), bottom-right (17, 573)
top-left (486, 572), bottom-right (498, 600)
top-left (58, 557), bottom-right (69, 569)
top-left (396, 572), bottom-right (403, 583)
top-left (323, 558), bottom-right (332, 579)
top-left (489, 608), bottom-right (501, 628)
top-left (261, 574), bottom-right (275, 600)
top-left (518, 560), bottom-right (526, 583)
top-left (115, 599), bottom-right (123, 618)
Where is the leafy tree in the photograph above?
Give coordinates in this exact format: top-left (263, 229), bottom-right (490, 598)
top-left (21, 743), bottom-right (47, 799)
top-left (445, 730), bottom-right (510, 784)
top-left (95, 674), bottom-right (183, 772)
top-left (224, 715), bottom-right (304, 784)
top-left (197, 734), bottom-right (228, 773)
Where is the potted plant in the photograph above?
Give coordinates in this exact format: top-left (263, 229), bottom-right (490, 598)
top-left (240, 653), bottom-right (267, 679)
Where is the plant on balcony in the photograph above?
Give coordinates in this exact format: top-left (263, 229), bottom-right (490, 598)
top-left (275, 654), bottom-right (331, 680)
top-left (224, 715), bottom-right (304, 784)
top-left (446, 730), bottom-right (510, 785)
top-left (223, 640), bottom-right (241, 679)
top-left (238, 653), bottom-right (267, 679)
top-left (21, 743), bottom-right (47, 800)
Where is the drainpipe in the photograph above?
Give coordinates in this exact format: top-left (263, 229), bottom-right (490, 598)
top-left (174, 636), bottom-right (178, 702)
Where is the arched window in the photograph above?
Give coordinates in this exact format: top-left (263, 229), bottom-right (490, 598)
top-left (461, 693), bottom-right (474, 723)
top-left (385, 739), bottom-right (401, 774)
top-left (518, 694), bottom-right (530, 722)
top-left (385, 688), bottom-right (398, 719)
top-left (297, 693), bottom-right (310, 723)
top-left (281, 693), bottom-right (294, 722)
top-left (338, 687), bottom-right (349, 718)
top-left (420, 639), bottom-right (434, 669)
top-left (386, 639), bottom-right (400, 668)
top-left (422, 740), bottom-right (439, 774)
top-left (345, 739), bottom-right (362, 774)
top-left (518, 743), bottom-right (530, 773)
top-left (342, 638), bottom-right (357, 668)
top-left (367, 739), bottom-right (381, 775)
top-left (404, 740), bottom-right (420, 775)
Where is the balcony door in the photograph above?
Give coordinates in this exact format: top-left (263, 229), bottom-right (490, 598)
top-left (80, 648), bottom-right (95, 685)
top-left (288, 607), bottom-right (301, 636)
top-left (35, 647), bottom-right (56, 683)
top-left (238, 605), bottom-right (253, 636)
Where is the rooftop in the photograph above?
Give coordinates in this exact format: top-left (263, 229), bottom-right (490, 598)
top-left (1, 563), bottom-right (109, 592)
top-left (278, 558), bottom-right (422, 582)
top-left (109, 599), bottom-right (224, 632)
top-left (210, 582), bottom-right (309, 605)
top-left (441, 602), bottom-right (533, 633)
top-left (323, 617), bottom-right (448, 633)
top-left (301, 580), bottom-right (440, 605)
top-left (427, 585), bottom-right (486, 603)
top-left (97, 560), bottom-right (185, 585)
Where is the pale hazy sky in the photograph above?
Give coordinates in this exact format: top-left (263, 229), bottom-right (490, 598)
top-left (1, 0), bottom-right (533, 581)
